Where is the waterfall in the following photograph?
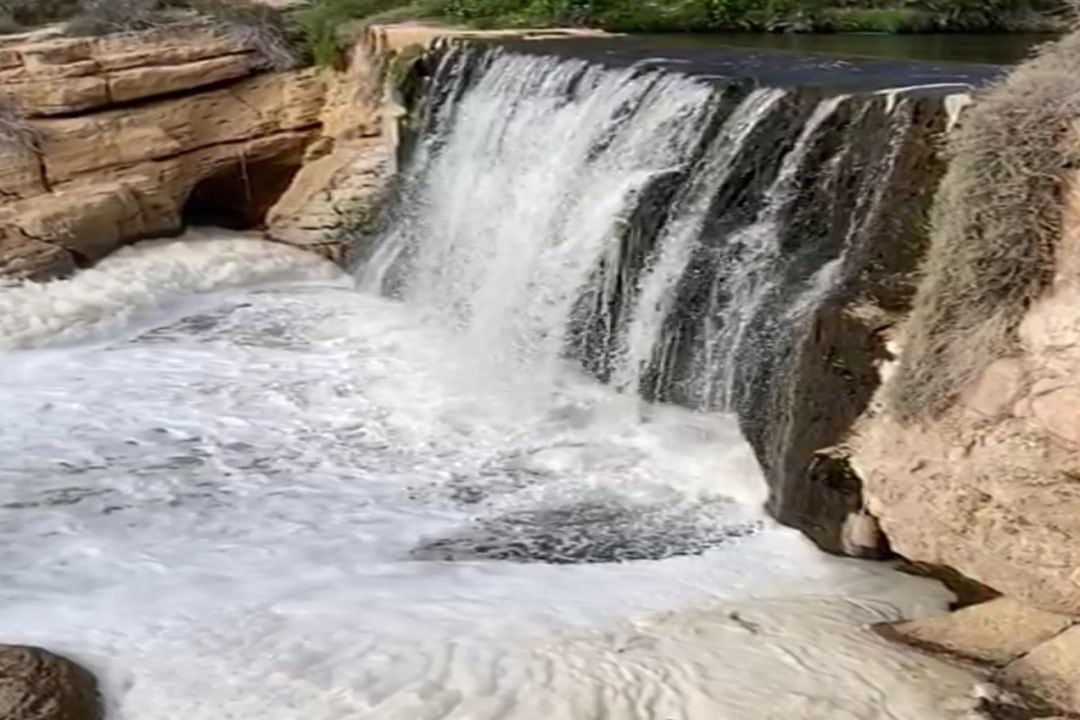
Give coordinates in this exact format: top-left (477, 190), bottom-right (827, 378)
top-left (360, 48), bottom-right (716, 385)
top-left (359, 44), bottom-right (947, 455)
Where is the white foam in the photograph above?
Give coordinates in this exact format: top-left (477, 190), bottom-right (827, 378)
top-left (0, 229), bottom-right (346, 350)
top-left (0, 246), bottom-right (979, 720)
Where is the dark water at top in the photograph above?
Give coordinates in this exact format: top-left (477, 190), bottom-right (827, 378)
top-left (637, 32), bottom-right (1055, 66)
top-left (500, 31), bottom-right (1056, 91)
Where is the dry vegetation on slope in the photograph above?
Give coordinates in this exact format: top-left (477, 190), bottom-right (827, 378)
top-left (888, 30), bottom-right (1080, 421)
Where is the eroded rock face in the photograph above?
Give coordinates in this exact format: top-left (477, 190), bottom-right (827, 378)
top-left (265, 28), bottom-right (398, 264)
top-left (740, 93), bottom-right (950, 556)
top-left (0, 25), bottom-right (261, 116)
top-left (0, 645), bottom-right (101, 720)
top-left (0, 26), bottom-right (326, 280)
top-left (853, 175), bottom-right (1080, 616)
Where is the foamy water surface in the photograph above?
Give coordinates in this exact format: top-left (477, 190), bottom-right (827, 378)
top-left (0, 235), bottom-right (980, 720)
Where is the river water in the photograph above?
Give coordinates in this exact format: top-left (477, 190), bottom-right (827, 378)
top-left (0, 34), bottom-right (1004, 720)
top-left (0, 234), bottom-right (983, 719)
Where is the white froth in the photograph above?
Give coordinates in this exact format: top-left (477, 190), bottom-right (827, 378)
top-left (0, 229), bottom-right (345, 350)
top-left (0, 239), bottom-right (980, 720)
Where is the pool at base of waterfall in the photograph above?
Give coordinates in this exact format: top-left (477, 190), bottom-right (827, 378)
top-left (0, 235), bottom-right (983, 720)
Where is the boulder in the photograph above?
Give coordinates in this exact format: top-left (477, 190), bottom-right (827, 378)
top-left (0, 645), bottom-right (101, 720)
top-left (998, 626), bottom-right (1080, 714)
top-left (879, 597), bottom-right (1076, 666)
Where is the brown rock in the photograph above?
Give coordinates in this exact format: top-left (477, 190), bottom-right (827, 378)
top-left (0, 26), bottom-right (259, 116)
top-left (881, 597), bottom-right (1076, 666)
top-left (854, 171), bottom-right (1080, 616)
top-left (0, 145), bottom-right (46, 199)
top-left (0, 228), bottom-right (75, 281)
top-left (35, 69), bottom-right (324, 185)
top-left (0, 645), bottom-right (101, 720)
top-left (108, 53), bottom-right (256, 104)
top-left (0, 128), bottom-right (316, 276)
top-left (998, 626), bottom-right (1080, 714)
top-left (266, 136), bottom-right (394, 262)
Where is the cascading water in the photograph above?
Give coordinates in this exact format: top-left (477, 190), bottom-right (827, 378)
top-left (362, 50), bottom-right (719, 386)
top-left (365, 45), bottom-right (934, 429)
top-left (0, 41), bottom-right (984, 720)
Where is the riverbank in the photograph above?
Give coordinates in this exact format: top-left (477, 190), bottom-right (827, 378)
top-left (0, 1), bottom-right (1069, 70)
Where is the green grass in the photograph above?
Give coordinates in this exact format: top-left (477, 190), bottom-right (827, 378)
top-left (292, 0), bottom-right (1073, 60)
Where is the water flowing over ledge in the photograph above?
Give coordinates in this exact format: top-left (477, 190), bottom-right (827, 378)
top-left (361, 42), bottom-right (958, 553)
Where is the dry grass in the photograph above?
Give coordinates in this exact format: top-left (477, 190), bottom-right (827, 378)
top-left (63, 0), bottom-right (300, 70)
top-left (887, 31), bottom-right (1080, 422)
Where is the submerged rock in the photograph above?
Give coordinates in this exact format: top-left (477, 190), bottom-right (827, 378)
top-left (0, 645), bottom-right (101, 720)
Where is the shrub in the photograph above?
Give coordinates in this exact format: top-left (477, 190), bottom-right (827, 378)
top-left (188, 0), bottom-right (302, 70)
top-left (0, 0), bottom-right (79, 26)
top-left (888, 31), bottom-right (1080, 421)
top-left (297, 0), bottom-right (428, 66)
top-left (62, 0), bottom-right (301, 70)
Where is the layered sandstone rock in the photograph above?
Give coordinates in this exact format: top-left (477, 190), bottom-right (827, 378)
top-left (0, 26), bottom-right (325, 280)
top-left (0, 645), bottom-right (101, 720)
top-left (264, 27), bottom-right (399, 264)
top-left (0, 25), bottom-right (262, 116)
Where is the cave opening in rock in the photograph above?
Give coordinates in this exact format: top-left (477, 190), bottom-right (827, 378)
top-left (183, 149), bottom-right (305, 230)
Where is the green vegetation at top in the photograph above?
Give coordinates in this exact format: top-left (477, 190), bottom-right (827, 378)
top-left (297, 0), bottom-right (1072, 65)
top-left (0, 0), bottom-right (1071, 69)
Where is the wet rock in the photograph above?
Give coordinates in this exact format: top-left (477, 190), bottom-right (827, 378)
top-left (743, 94), bottom-right (949, 554)
top-left (878, 597), bottom-right (1076, 666)
top-left (0, 645), bottom-right (101, 720)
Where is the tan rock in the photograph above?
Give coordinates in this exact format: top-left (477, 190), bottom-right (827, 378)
top-left (0, 228), bottom-right (75, 281)
top-left (266, 136), bottom-right (394, 262)
top-left (0, 25), bottom-right (258, 116)
top-left (0, 129), bottom-right (316, 276)
top-left (107, 53), bottom-right (255, 104)
top-left (962, 358), bottom-right (1028, 418)
top-left (35, 69), bottom-right (324, 184)
top-left (1030, 386), bottom-right (1080, 446)
top-left (0, 645), bottom-right (101, 720)
top-left (881, 597), bottom-right (1076, 665)
top-left (998, 626), bottom-right (1080, 713)
top-left (853, 169), bottom-right (1080, 617)
top-left (4, 76), bottom-right (108, 116)
top-left (0, 145), bottom-right (46, 199)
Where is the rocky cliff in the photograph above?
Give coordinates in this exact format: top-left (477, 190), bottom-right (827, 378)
top-left (0, 24), bottom-right (324, 280)
top-left (847, 34), bottom-right (1080, 715)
